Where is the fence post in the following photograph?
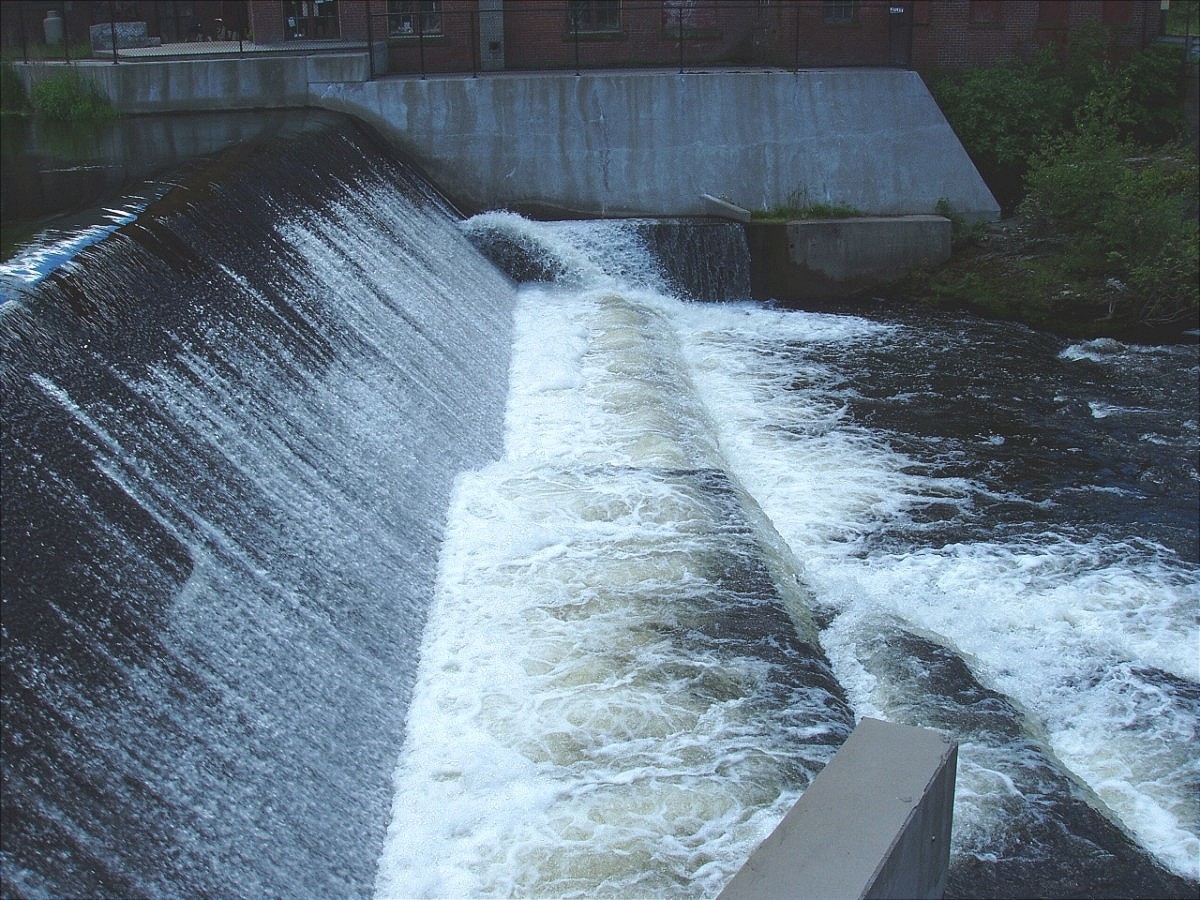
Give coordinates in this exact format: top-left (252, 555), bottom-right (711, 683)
top-left (109, 0), bottom-right (119, 64)
top-left (678, 13), bottom-right (684, 73)
top-left (18, 0), bottom-right (28, 63)
top-left (793, 2), bottom-right (801, 73)
top-left (366, 3), bottom-right (374, 79)
top-left (471, 9), bottom-right (478, 78)
top-left (62, 3), bottom-right (71, 63)
top-left (418, 12), bottom-right (426, 79)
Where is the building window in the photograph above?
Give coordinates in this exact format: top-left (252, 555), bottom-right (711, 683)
top-left (969, 1), bottom-right (1002, 24)
top-left (823, 1), bottom-right (856, 25)
top-left (663, 0), bottom-right (718, 32)
top-left (285, 0), bottom-right (340, 39)
top-left (568, 0), bottom-right (621, 33)
top-left (388, 0), bottom-right (442, 38)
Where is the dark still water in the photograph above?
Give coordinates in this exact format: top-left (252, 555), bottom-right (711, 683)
top-left (1, 120), bottom-right (1196, 898)
top-left (0, 110), bottom-right (329, 291)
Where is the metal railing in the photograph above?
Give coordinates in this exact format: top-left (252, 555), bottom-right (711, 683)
top-left (1, 1), bottom-right (916, 76)
top-left (368, 2), bottom-right (917, 80)
top-left (1, 0), bottom-right (259, 64)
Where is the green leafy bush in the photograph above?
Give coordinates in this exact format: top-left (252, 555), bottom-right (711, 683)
top-left (29, 68), bottom-right (116, 121)
top-left (930, 48), bottom-right (1072, 212)
top-left (931, 26), bottom-right (1187, 212)
top-left (1020, 119), bottom-right (1198, 326)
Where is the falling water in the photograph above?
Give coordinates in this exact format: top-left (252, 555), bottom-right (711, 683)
top-left (377, 215), bottom-right (1197, 899)
top-left (2, 118), bottom-right (1196, 899)
top-left (1, 113), bottom-right (516, 898)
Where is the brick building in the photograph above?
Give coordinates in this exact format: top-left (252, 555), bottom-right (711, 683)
top-left (0, 1), bottom-right (1166, 73)
top-left (245, 1), bottom-right (1161, 74)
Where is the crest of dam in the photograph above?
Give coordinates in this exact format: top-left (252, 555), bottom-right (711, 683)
top-left (0, 111), bottom-right (762, 897)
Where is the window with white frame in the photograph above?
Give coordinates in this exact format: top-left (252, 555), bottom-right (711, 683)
top-left (388, 0), bottom-right (442, 37)
top-left (823, 0), bottom-right (856, 24)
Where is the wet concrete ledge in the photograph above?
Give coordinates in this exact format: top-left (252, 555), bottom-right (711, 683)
top-left (747, 215), bottom-right (952, 301)
top-left (720, 717), bottom-right (958, 900)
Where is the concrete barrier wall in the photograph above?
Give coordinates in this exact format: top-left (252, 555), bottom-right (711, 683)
top-left (15, 52), bottom-right (377, 115)
top-left (748, 215), bottom-right (952, 300)
top-left (15, 58), bottom-right (999, 222)
top-left (719, 717), bottom-right (958, 900)
top-left (313, 68), bottom-right (999, 220)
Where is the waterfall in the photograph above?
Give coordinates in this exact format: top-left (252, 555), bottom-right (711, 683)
top-left (1, 114), bottom-right (516, 898)
top-left (3, 112), bottom-right (1195, 900)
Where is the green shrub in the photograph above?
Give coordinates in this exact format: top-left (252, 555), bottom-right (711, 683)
top-left (1020, 120), bottom-right (1199, 326)
top-left (30, 68), bottom-right (116, 121)
top-left (930, 48), bottom-right (1072, 212)
top-left (931, 25), bottom-right (1187, 212)
top-left (934, 197), bottom-right (986, 248)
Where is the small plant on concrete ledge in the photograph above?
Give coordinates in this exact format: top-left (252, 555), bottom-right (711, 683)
top-left (751, 187), bottom-right (865, 221)
top-left (29, 67), bottom-right (117, 121)
top-left (934, 197), bottom-right (986, 249)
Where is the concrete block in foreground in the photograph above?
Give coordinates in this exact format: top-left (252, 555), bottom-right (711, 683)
top-left (719, 717), bottom-right (957, 900)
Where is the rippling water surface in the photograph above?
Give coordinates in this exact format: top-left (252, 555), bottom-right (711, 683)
top-left (378, 214), bottom-right (1198, 898)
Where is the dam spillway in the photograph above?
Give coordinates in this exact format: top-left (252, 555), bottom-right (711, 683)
top-left (1, 113), bottom-right (517, 897)
top-left (1, 114), bottom-right (1197, 898)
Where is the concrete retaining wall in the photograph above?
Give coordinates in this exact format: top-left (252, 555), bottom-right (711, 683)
top-left (15, 52), bottom-right (376, 115)
top-left (748, 215), bottom-right (952, 300)
top-left (720, 717), bottom-right (958, 900)
top-left (314, 68), bottom-right (999, 220)
top-left (15, 58), bottom-right (999, 222)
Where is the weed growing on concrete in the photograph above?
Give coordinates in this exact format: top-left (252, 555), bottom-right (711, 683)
top-left (752, 187), bottom-right (865, 221)
top-left (29, 67), bottom-right (116, 121)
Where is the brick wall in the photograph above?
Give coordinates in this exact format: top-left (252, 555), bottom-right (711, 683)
top-left (249, 0), bottom-right (286, 43)
top-left (241, 1), bottom-right (1161, 74)
top-left (910, 0), bottom-right (1159, 72)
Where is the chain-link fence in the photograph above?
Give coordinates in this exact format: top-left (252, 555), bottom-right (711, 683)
top-left (0, 1), bottom-right (916, 74)
top-left (0, 1), bottom-right (359, 64)
top-left (370, 2), bottom-right (917, 79)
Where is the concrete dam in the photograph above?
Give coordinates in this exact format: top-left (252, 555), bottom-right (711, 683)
top-left (3, 62), bottom-right (1197, 900)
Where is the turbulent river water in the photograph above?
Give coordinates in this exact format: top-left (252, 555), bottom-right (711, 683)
top-left (378, 213), bottom-right (1199, 899)
top-left (1, 115), bottom-right (1196, 899)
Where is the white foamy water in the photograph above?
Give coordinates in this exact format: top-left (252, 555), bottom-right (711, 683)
top-left (376, 222), bottom-right (850, 898)
top-left (377, 216), bottom-right (1199, 896)
top-left (674, 304), bottom-right (1199, 881)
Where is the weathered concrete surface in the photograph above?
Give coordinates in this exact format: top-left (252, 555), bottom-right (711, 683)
top-left (314, 68), bottom-right (999, 221)
top-left (787, 215), bottom-right (951, 281)
top-left (14, 59), bottom-right (998, 222)
top-left (719, 717), bottom-right (958, 900)
top-left (14, 52), bottom-right (368, 114)
top-left (747, 215), bottom-right (951, 300)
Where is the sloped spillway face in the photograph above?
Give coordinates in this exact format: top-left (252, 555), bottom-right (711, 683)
top-left (0, 115), bottom-right (516, 898)
top-left (376, 225), bottom-right (853, 898)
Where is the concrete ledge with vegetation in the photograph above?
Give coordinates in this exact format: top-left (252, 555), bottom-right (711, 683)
top-left (748, 215), bottom-right (952, 302)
